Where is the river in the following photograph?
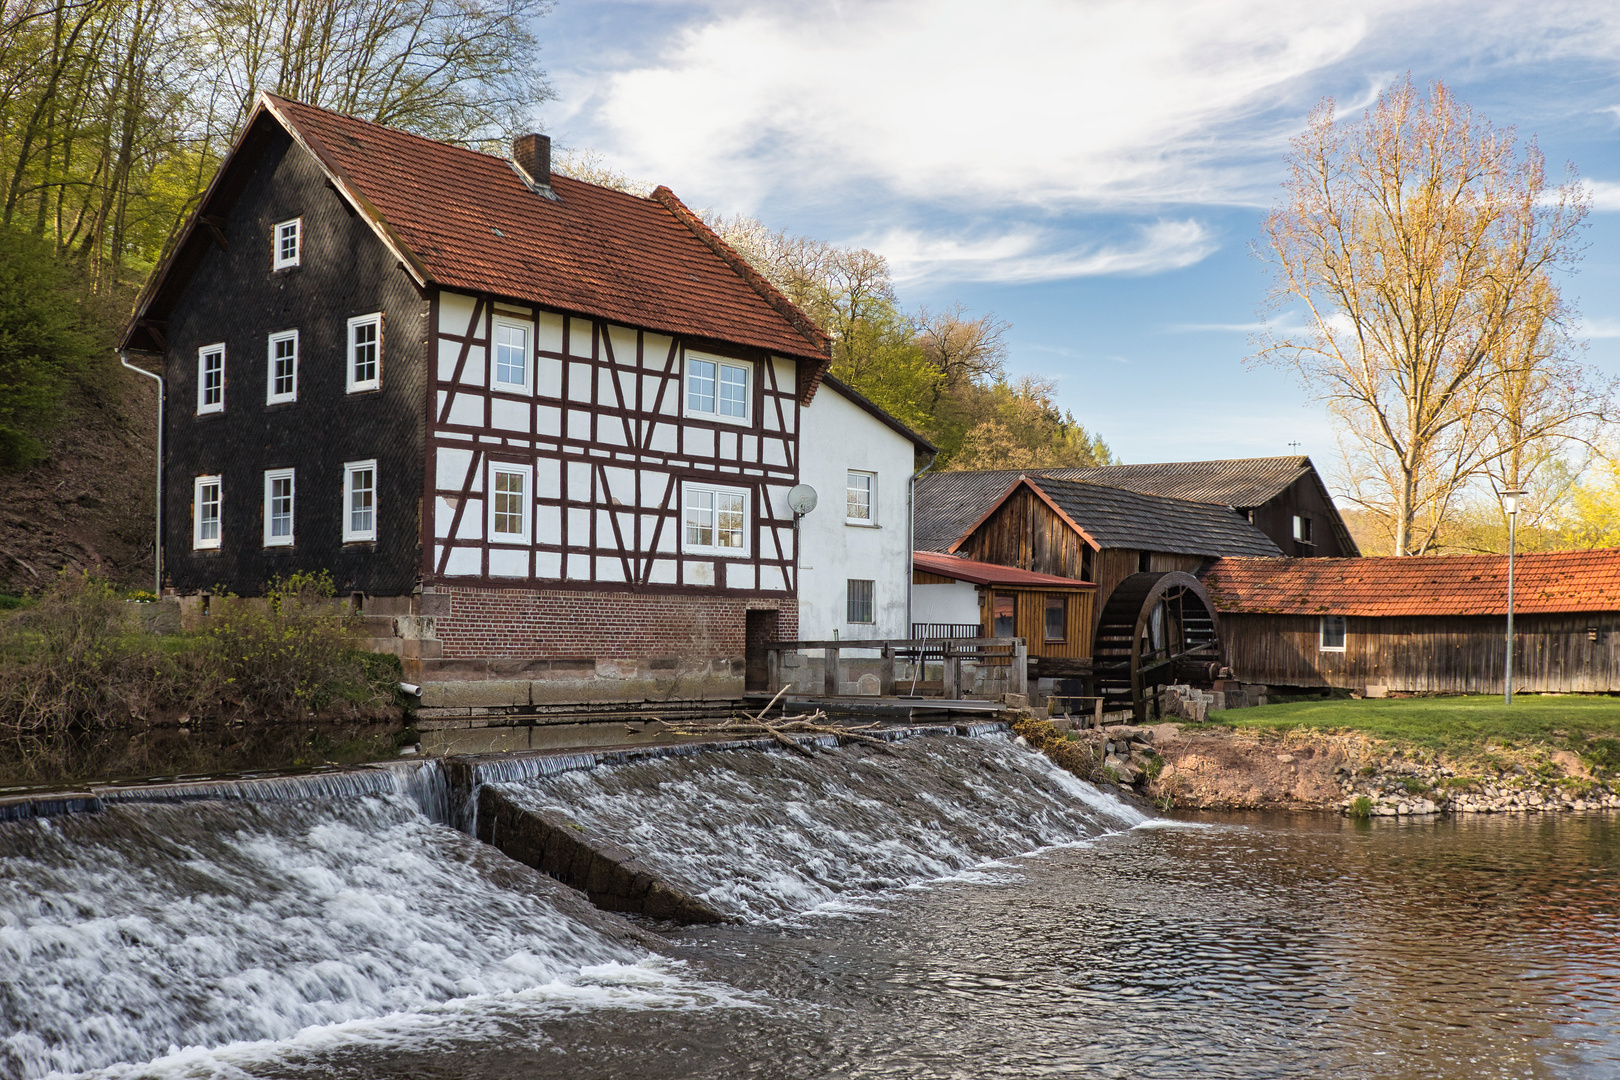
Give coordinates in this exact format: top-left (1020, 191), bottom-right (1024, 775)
top-left (2, 736), bottom-right (1616, 1079)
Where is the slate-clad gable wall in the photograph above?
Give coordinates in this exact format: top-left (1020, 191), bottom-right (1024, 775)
top-left (162, 127), bottom-right (426, 596)
top-left (1251, 474), bottom-right (1353, 558)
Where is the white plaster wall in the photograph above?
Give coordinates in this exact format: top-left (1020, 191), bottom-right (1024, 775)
top-left (912, 581), bottom-right (980, 627)
top-left (796, 385), bottom-right (918, 640)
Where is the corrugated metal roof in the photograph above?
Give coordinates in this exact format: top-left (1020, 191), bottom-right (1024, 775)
top-left (1024, 478), bottom-right (1284, 558)
top-left (1201, 550), bottom-right (1620, 616)
top-left (1060, 457), bottom-right (1314, 507)
top-left (913, 550), bottom-right (1095, 588)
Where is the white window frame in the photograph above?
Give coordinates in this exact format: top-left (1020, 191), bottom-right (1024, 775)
top-left (197, 343), bottom-right (225, 415)
top-left (682, 351), bottom-right (752, 425)
top-left (266, 329), bottom-right (298, 404)
top-left (487, 462), bottom-right (532, 545)
top-left (1320, 615), bottom-right (1347, 653)
top-left (263, 468), bottom-right (296, 547)
top-left (491, 317), bottom-right (532, 394)
top-left (681, 481), bottom-right (750, 557)
top-left (846, 470), bottom-right (877, 525)
top-left (347, 313), bottom-right (382, 393)
top-left (847, 578), bottom-right (876, 624)
top-left (343, 459), bottom-right (378, 542)
top-left (273, 217), bottom-right (301, 269)
top-left (193, 475), bottom-right (222, 550)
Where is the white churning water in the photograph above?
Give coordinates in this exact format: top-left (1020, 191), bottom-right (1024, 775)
top-left (490, 732), bottom-right (1145, 921)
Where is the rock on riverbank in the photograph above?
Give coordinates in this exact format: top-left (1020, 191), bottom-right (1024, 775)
top-left (1043, 721), bottom-right (1620, 815)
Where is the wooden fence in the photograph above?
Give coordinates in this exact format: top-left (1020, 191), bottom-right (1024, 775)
top-left (765, 637), bottom-right (1028, 699)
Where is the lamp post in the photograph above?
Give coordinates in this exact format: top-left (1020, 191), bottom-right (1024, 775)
top-left (1499, 488), bottom-right (1525, 705)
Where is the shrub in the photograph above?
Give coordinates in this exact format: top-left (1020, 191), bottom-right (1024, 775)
top-left (1348, 796), bottom-right (1374, 818)
top-left (207, 571), bottom-right (391, 715)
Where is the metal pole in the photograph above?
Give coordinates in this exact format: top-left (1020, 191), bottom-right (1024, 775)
top-left (1505, 509), bottom-right (1516, 706)
top-left (119, 351), bottom-right (164, 596)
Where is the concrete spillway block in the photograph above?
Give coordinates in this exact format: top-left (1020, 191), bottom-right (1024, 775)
top-left (476, 786), bottom-right (724, 924)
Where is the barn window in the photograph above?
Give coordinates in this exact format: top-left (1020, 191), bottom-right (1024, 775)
top-left (682, 482), bottom-right (749, 556)
top-left (344, 460), bottom-right (377, 542)
top-left (993, 593), bottom-right (1016, 638)
top-left (847, 471), bottom-right (875, 523)
top-left (493, 319), bottom-right (531, 392)
top-left (272, 218), bottom-right (301, 269)
top-left (847, 579), bottom-right (875, 623)
top-left (488, 463), bottom-right (531, 544)
top-left (684, 352), bottom-right (750, 424)
top-left (262, 469), bottom-right (295, 547)
top-left (1320, 615), bottom-right (1346, 652)
top-left (266, 330), bottom-right (298, 404)
top-left (193, 475), bottom-right (222, 549)
top-left (347, 313), bottom-right (382, 392)
top-left (197, 343), bottom-right (225, 414)
top-left (1045, 595), bottom-right (1067, 642)
top-left (1294, 515), bottom-right (1313, 543)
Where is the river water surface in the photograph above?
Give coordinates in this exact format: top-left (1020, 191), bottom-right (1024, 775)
top-left (2, 741), bottom-right (1617, 1079)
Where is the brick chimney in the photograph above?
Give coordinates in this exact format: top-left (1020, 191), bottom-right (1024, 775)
top-left (513, 133), bottom-right (552, 192)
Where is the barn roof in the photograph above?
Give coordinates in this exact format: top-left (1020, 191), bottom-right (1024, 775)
top-left (913, 550), bottom-right (1094, 588)
top-left (913, 457), bottom-right (1350, 554)
top-left (123, 94), bottom-right (832, 389)
top-left (948, 477), bottom-right (1284, 558)
top-left (1201, 550), bottom-right (1620, 616)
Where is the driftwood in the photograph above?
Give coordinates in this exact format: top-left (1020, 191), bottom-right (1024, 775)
top-left (657, 684), bottom-right (894, 756)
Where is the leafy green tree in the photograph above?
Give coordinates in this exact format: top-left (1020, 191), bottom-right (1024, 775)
top-left (0, 226), bottom-right (97, 465)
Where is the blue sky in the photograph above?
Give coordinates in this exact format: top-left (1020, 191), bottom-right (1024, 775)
top-left (533, 0), bottom-right (1620, 469)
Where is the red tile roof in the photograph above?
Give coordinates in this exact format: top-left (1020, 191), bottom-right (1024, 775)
top-left (913, 550), bottom-right (1094, 589)
top-left (1202, 550), bottom-right (1620, 616)
top-left (132, 94), bottom-right (830, 373)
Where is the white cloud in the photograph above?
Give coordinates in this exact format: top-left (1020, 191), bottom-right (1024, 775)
top-left (1578, 316), bottom-right (1620, 339)
top-left (1575, 179), bottom-right (1620, 211)
top-left (876, 219), bottom-right (1218, 284)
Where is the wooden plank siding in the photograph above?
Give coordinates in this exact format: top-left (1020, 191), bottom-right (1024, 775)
top-left (955, 488), bottom-right (1093, 579)
top-left (976, 587), bottom-right (1095, 659)
top-left (1223, 613), bottom-right (1620, 694)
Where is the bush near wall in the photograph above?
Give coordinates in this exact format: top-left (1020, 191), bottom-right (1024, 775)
top-left (0, 570), bottom-right (399, 734)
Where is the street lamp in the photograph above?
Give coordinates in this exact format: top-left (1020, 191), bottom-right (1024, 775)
top-left (1499, 488), bottom-right (1525, 705)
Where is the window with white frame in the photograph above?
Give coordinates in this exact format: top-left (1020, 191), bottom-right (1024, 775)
top-left (197, 343), bottom-right (225, 414)
top-left (344, 459), bottom-right (377, 542)
top-left (682, 483), bottom-right (749, 555)
top-left (266, 330), bottom-right (298, 404)
top-left (193, 475), bottom-right (222, 549)
top-left (493, 319), bottom-right (530, 392)
top-left (847, 471), bottom-right (875, 523)
top-left (263, 468), bottom-right (295, 546)
top-left (847, 579), bottom-right (875, 624)
top-left (684, 352), bottom-right (750, 423)
top-left (488, 462), bottom-right (531, 544)
top-left (1320, 615), bottom-right (1347, 652)
top-left (273, 218), bottom-right (301, 269)
top-left (347, 313), bottom-right (381, 392)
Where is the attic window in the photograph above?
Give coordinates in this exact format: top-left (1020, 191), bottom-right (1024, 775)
top-left (685, 352), bottom-right (750, 425)
top-left (273, 218), bottom-right (301, 269)
top-left (1293, 514), bottom-right (1313, 543)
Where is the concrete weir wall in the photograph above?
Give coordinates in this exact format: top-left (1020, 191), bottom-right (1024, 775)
top-left (476, 787), bottom-right (726, 923)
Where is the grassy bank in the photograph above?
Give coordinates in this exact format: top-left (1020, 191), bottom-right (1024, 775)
top-left (1204, 695), bottom-right (1620, 768)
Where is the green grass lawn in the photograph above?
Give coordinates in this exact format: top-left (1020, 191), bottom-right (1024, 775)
top-left (1206, 695), bottom-right (1620, 762)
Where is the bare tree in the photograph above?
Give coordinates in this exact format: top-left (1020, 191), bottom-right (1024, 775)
top-left (1256, 78), bottom-right (1588, 555)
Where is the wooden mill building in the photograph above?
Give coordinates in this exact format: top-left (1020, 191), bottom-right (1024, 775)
top-left (1201, 550), bottom-right (1620, 695)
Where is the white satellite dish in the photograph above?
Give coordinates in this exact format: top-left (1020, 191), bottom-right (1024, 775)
top-left (788, 484), bottom-right (818, 516)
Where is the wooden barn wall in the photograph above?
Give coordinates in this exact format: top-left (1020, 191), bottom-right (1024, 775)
top-left (162, 126), bottom-right (426, 598)
top-left (956, 489), bottom-right (1089, 579)
top-left (1222, 613), bottom-right (1620, 693)
top-left (976, 587), bottom-right (1095, 659)
top-left (1252, 474), bottom-right (1352, 558)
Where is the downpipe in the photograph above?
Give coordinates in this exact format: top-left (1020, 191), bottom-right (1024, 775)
top-left (119, 350), bottom-right (164, 596)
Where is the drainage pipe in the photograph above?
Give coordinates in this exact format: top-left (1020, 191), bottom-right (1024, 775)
top-left (905, 446), bottom-right (939, 639)
top-left (118, 350), bottom-right (164, 596)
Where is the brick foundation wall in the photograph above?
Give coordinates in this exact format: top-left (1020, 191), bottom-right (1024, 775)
top-left (422, 585), bottom-right (797, 661)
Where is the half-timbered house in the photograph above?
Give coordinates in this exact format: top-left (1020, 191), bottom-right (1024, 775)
top-left (1201, 551), bottom-right (1620, 695)
top-left (119, 93), bottom-right (899, 707)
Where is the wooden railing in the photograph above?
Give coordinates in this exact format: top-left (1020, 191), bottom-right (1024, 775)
top-left (764, 637), bottom-right (1028, 699)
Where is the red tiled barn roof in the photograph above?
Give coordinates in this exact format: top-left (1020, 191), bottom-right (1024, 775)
top-left (1201, 550), bottom-right (1620, 616)
top-left (913, 550), bottom-right (1095, 589)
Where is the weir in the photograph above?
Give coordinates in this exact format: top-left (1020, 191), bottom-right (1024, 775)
top-left (0, 723), bottom-right (1143, 1080)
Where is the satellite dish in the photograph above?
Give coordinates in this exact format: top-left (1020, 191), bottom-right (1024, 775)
top-left (788, 484), bottom-right (818, 516)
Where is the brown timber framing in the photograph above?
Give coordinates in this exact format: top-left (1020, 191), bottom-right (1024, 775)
top-left (425, 287), bottom-right (802, 595)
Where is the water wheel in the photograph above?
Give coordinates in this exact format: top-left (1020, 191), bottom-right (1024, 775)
top-left (1092, 571), bottom-right (1222, 723)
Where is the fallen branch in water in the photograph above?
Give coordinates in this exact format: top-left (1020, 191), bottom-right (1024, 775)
top-left (656, 685), bottom-right (895, 754)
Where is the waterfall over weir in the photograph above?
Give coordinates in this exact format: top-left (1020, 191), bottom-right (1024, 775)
top-left (0, 728), bottom-right (1142, 1079)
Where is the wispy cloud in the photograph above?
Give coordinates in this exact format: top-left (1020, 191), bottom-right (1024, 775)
top-left (876, 219), bottom-right (1219, 284)
top-left (1578, 316), bottom-right (1620, 339)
